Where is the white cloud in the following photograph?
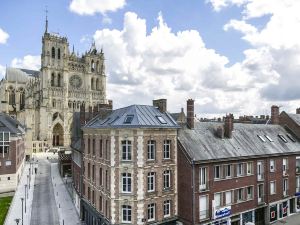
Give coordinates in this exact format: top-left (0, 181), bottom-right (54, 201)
top-left (93, 11), bottom-right (281, 116)
top-left (0, 28), bottom-right (9, 44)
top-left (206, 0), bottom-right (248, 11)
top-left (11, 55), bottom-right (40, 70)
top-left (69, 0), bottom-right (126, 15)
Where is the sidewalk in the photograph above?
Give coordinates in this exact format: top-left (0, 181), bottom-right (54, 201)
top-left (4, 161), bottom-right (37, 225)
top-left (51, 162), bottom-right (81, 225)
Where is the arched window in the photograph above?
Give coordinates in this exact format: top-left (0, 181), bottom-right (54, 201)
top-left (68, 101), bottom-right (72, 108)
top-left (57, 74), bottom-right (61, 87)
top-left (20, 90), bottom-right (25, 110)
top-left (96, 61), bottom-right (99, 73)
top-left (51, 47), bottom-right (55, 59)
top-left (58, 48), bottom-right (61, 60)
top-left (77, 101), bottom-right (81, 109)
top-left (91, 78), bottom-right (94, 90)
top-left (51, 73), bottom-right (55, 86)
top-left (96, 78), bottom-right (100, 90)
top-left (9, 89), bottom-right (16, 105)
top-left (91, 60), bottom-right (95, 72)
top-left (73, 101), bottom-right (76, 109)
top-left (52, 99), bottom-right (56, 108)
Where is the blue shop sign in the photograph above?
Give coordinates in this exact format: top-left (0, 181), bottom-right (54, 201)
top-left (295, 192), bottom-right (300, 197)
top-left (215, 207), bottom-right (231, 219)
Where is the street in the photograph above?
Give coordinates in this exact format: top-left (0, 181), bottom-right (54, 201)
top-left (273, 213), bottom-right (300, 225)
top-left (30, 157), bottom-right (59, 225)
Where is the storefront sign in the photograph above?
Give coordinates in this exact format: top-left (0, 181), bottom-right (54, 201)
top-left (215, 206), bottom-right (231, 219)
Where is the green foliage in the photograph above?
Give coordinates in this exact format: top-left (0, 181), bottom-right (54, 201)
top-left (0, 196), bottom-right (13, 225)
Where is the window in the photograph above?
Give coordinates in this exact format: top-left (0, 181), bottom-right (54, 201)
top-left (122, 205), bottom-right (132, 223)
top-left (0, 132), bottom-right (10, 157)
top-left (247, 162), bottom-right (253, 175)
top-left (214, 193), bottom-right (221, 208)
top-left (247, 186), bottom-right (253, 199)
top-left (199, 167), bottom-right (207, 191)
top-left (92, 165), bottom-right (95, 181)
top-left (237, 188), bottom-right (244, 201)
top-left (122, 140), bottom-right (132, 161)
top-left (163, 170), bottom-right (171, 189)
top-left (225, 164), bottom-right (232, 178)
top-left (57, 74), bottom-right (61, 87)
top-left (296, 157), bottom-right (300, 173)
top-left (199, 195), bottom-right (208, 220)
top-left (58, 48), bottom-right (61, 59)
top-left (163, 200), bottom-right (171, 217)
top-left (5, 160), bottom-right (11, 166)
top-left (286, 134), bottom-right (295, 142)
top-left (296, 176), bottom-right (300, 192)
top-left (87, 163), bottom-right (90, 178)
top-left (237, 163), bottom-right (244, 176)
top-left (99, 196), bottom-right (103, 211)
top-left (92, 139), bottom-right (95, 155)
top-left (225, 191), bottom-right (232, 205)
top-left (163, 140), bottom-right (171, 159)
top-left (283, 158), bottom-right (288, 174)
top-left (91, 60), bottom-right (95, 72)
top-left (265, 135), bottom-right (273, 142)
top-left (257, 135), bottom-right (266, 142)
top-left (99, 167), bottom-right (103, 186)
top-left (258, 184), bottom-right (264, 203)
top-left (124, 115), bottom-right (134, 124)
top-left (147, 140), bottom-right (155, 160)
top-left (147, 203), bottom-right (155, 221)
top-left (156, 116), bottom-right (167, 124)
top-left (214, 165), bottom-right (221, 179)
top-left (105, 170), bottom-right (109, 190)
top-left (87, 138), bottom-right (90, 154)
top-left (99, 140), bottom-right (103, 158)
top-left (283, 178), bottom-right (288, 195)
top-left (51, 47), bottom-right (55, 58)
top-left (122, 173), bottom-right (132, 193)
top-left (270, 159), bottom-right (275, 172)
top-left (270, 181), bottom-right (276, 195)
top-left (147, 172), bottom-right (155, 192)
top-left (278, 134), bottom-right (288, 143)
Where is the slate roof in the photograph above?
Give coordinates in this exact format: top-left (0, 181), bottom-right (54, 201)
top-left (0, 113), bottom-right (25, 135)
top-left (70, 112), bottom-right (82, 151)
top-left (5, 67), bottom-right (39, 83)
top-left (287, 113), bottom-right (300, 126)
top-left (85, 105), bottom-right (179, 129)
top-left (178, 121), bottom-right (300, 162)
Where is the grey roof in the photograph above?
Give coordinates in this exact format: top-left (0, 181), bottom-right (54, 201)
top-left (170, 113), bottom-right (181, 121)
top-left (0, 113), bottom-right (25, 135)
top-left (179, 121), bottom-right (300, 162)
top-left (5, 68), bottom-right (39, 83)
top-left (287, 113), bottom-right (300, 126)
top-left (85, 105), bottom-right (180, 129)
top-left (70, 112), bottom-right (82, 151)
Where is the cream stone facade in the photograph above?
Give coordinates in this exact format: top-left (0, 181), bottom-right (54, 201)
top-left (0, 20), bottom-right (108, 155)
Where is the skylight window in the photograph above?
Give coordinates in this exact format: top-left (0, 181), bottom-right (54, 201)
top-left (156, 116), bottom-right (167, 124)
top-left (257, 135), bottom-right (266, 142)
top-left (278, 134), bottom-right (288, 143)
top-left (100, 118), bottom-right (110, 125)
top-left (124, 115), bottom-right (134, 124)
top-left (265, 135), bottom-right (273, 142)
top-left (286, 134), bottom-right (296, 142)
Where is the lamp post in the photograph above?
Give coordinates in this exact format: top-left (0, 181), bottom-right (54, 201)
top-left (24, 185), bottom-right (27, 213)
top-left (20, 198), bottom-right (24, 225)
top-left (14, 218), bottom-right (20, 225)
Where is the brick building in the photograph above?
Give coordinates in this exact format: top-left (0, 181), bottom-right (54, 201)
top-left (178, 101), bottom-right (300, 225)
top-left (81, 100), bottom-right (179, 225)
top-left (0, 113), bottom-right (25, 193)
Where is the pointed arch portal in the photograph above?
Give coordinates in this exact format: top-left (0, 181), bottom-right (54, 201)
top-left (52, 123), bottom-right (64, 146)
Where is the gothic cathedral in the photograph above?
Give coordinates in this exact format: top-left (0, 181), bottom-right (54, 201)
top-left (0, 18), bottom-right (110, 155)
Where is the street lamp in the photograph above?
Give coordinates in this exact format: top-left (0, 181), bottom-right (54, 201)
top-left (20, 198), bottom-right (24, 225)
top-left (14, 218), bottom-right (20, 225)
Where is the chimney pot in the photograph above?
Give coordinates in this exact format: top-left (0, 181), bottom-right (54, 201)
top-left (224, 113), bottom-right (234, 138)
top-left (187, 99), bottom-right (195, 129)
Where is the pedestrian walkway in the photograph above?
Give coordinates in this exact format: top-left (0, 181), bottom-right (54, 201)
top-left (4, 161), bottom-right (37, 225)
top-left (51, 162), bottom-right (81, 225)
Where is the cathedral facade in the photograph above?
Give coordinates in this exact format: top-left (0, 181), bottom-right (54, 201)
top-left (0, 21), bottom-right (109, 155)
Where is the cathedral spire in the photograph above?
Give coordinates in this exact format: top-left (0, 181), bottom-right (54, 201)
top-left (45, 6), bottom-right (48, 33)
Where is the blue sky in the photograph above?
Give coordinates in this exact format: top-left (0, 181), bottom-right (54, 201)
top-left (1, 0), bottom-right (300, 116)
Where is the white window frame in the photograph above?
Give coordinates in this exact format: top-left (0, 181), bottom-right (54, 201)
top-left (214, 192), bottom-right (222, 208)
top-left (270, 159), bottom-right (275, 172)
top-left (0, 132), bottom-right (10, 157)
top-left (237, 163), bottom-right (244, 176)
top-left (270, 181), bottom-right (276, 195)
top-left (283, 158), bottom-right (288, 174)
top-left (225, 190), bottom-right (233, 205)
top-left (163, 140), bottom-right (171, 159)
top-left (199, 195), bottom-right (209, 220)
top-left (283, 178), bottom-right (288, 196)
top-left (247, 186), bottom-right (253, 200)
top-left (296, 176), bottom-right (300, 192)
top-left (147, 172), bottom-right (155, 192)
top-left (122, 205), bottom-right (132, 223)
top-left (122, 173), bottom-right (132, 193)
top-left (147, 203), bottom-right (156, 222)
top-left (247, 162), bottom-right (253, 175)
top-left (121, 140), bottom-right (132, 161)
top-left (147, 140), bottom-right (156, 160)
top-left (237, 188), bottom-right (244, 202)
top-left (163, 200), bottom-right (171, 218)
top-left (225, 164), bottom-right (232, 178)
top-left (214, 165), bottom-right (221, 180)
top-left (199, 167), bottom-right (207, 191)
top-left (163, 170), bottom-right (171, 190)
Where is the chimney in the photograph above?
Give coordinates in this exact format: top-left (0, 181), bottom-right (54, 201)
top-left (153, 99), bottom-right (167, 113)
top-left (216, 126), bottom-right (224, 139)
top-left (187, 99), bottom-right (195, 129)
top-left (224, 114), bottom-right (234, 138)
top-left (296, 108), bottom-right (300, 114)
top-left (271, 105), bottom-right (279, 124)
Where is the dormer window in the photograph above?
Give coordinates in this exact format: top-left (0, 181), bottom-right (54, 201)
top-left (156, 116), bottom-right (167, 124)
top-left (124, 115), bottom-right (134, 124)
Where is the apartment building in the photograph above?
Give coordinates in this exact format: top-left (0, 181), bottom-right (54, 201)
top-left (0, 113), bottom-right (25, 193)
top-left (178, 102), bottom-right (300, 225)
top-left (81, 100), bottom-right (179, 225)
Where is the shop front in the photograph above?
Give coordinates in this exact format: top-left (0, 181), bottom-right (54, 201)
top-left (269, 200), bottom-right (289, 223)
top-left (212, 206), bottom-right (231, 225)
top-left (296, 192), bottom-right (300, 212)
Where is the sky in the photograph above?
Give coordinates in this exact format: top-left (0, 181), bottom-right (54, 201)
top-left (0, 0), bottom-right (300, 117)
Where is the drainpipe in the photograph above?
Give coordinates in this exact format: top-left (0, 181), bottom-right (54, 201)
top-left (192, 159), bottom-right (195, 225)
